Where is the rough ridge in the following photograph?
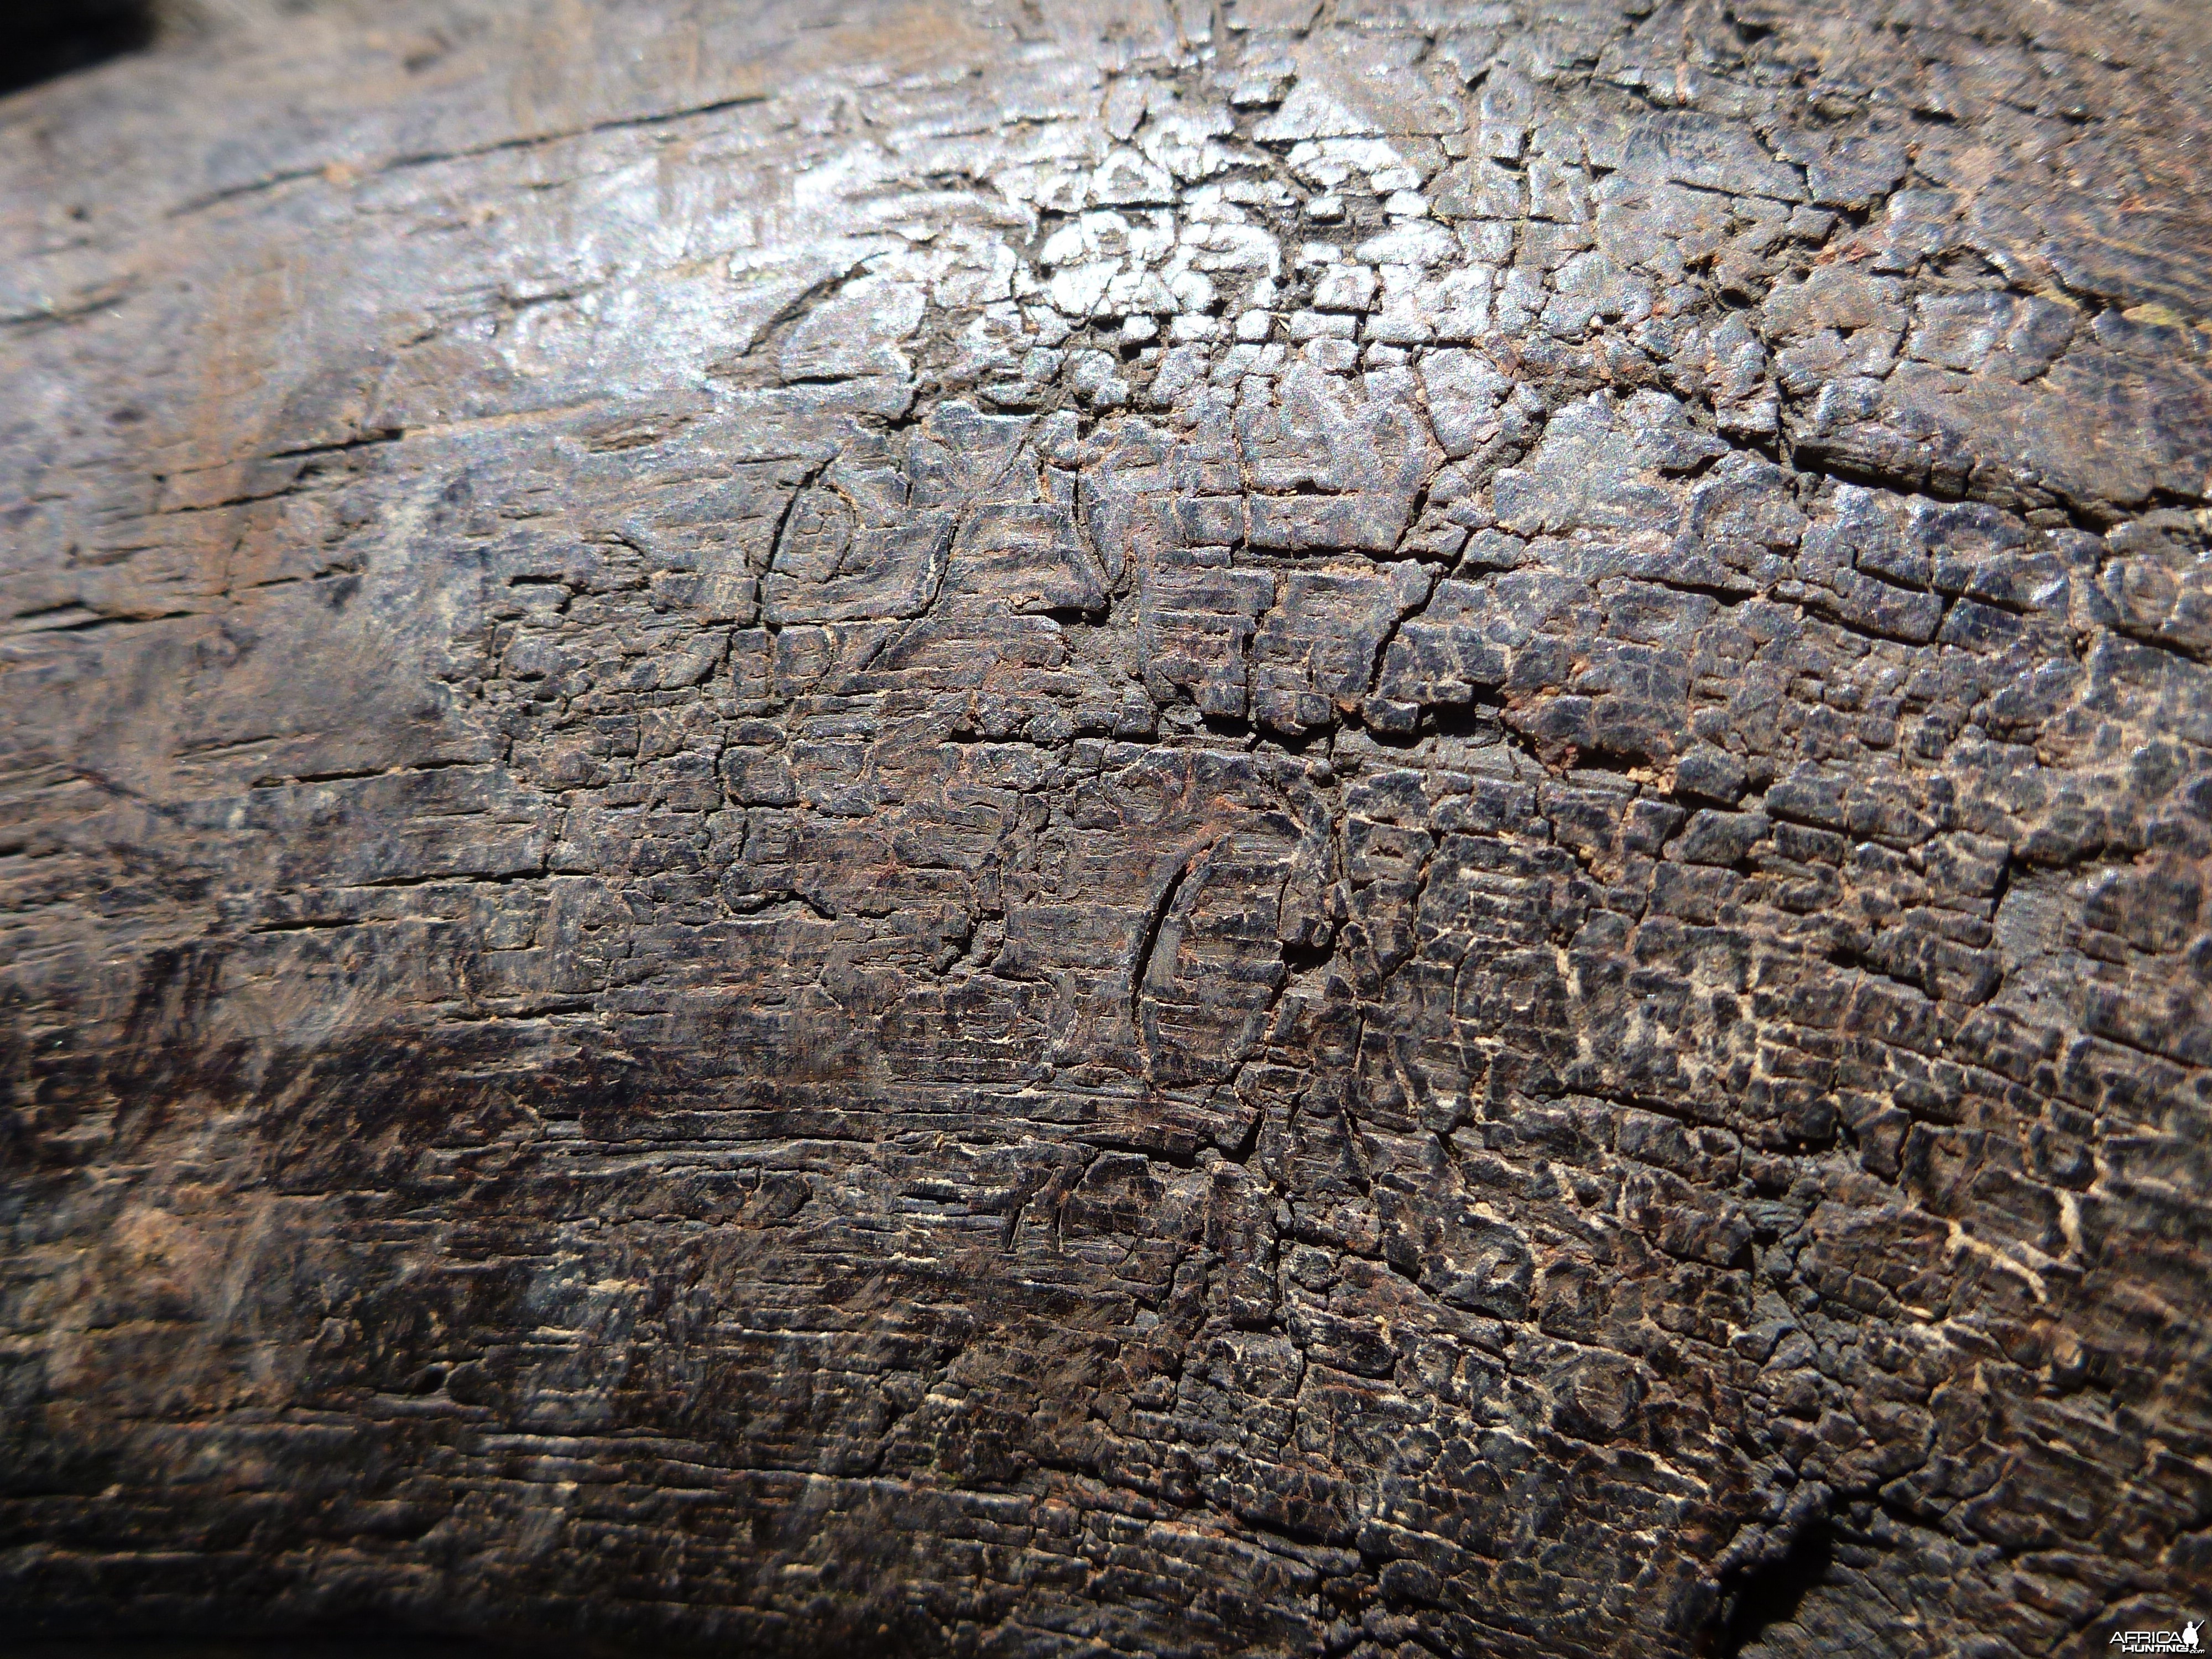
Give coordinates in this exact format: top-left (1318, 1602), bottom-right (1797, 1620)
top-left (2, 1), bottom-right (2210, 1655)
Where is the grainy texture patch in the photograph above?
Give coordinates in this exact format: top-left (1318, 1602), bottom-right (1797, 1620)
top-left (3, 1), bottom-right (2210, 1654)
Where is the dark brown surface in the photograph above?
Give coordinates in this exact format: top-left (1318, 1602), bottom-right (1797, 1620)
top-left (3, 1), bottom-right (2210, 1654)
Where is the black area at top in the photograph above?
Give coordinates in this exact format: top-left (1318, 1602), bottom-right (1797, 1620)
top-left (0, 1), bottom-right (155, 97)
top-left (11, 1639), bottom-right (546, 1658)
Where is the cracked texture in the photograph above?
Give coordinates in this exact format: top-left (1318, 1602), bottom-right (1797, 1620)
top-left (3, 0), bottom-right (2211, 1655)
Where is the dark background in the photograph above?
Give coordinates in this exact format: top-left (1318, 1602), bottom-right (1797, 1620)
top-left (0, 0), bottom-right (156, 95)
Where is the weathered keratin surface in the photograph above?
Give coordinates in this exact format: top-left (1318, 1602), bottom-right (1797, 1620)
top-left (4, 1), bottom-right (2210, 1653)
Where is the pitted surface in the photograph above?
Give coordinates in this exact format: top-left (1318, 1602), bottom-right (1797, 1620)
top-left (2, 2), bottom-right (2210, 1654)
